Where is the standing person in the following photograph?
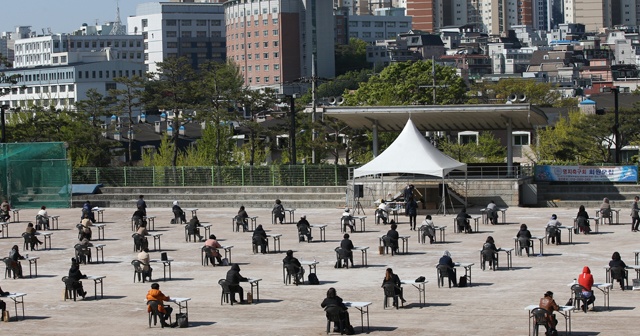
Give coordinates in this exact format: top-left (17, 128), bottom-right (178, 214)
top-left (438, 250), bottom-right (458, 287)
top-left (486, 200), bottom-right (498, 224)
top-left (321, 288), bottom-right (352, 334)
top-left (237, 206), bottom-right (249, 232)
top-left (146, 283), bottom-right (176, 328)
top-left (204, 234), bottom-right (223, 266)
top-left (516, 224), bottom-right (533, 256)
top-left (539, 291), bottom-right (560, 335)
top-left (577, 266), bottom-right (596, 312)
top-left (403, 184), bottom-right (414, 215)
top-left (456, 208), bottom-right (472, 233)
top-left (609, 252), bottom-right (628, 290)
top-left (272, 199), bottom-right (285, 224)
top-left (8, 245), bottom-right (24, 278)
top-left (296, 215), bottom-right (312, 242)
top-left (546, 214), bottom-right (562, 245)
top-left (576, 205), bottom-right (591, 234)
top-left (282, 250), bottom-right (304, 285)
top-left (186, 216), bottom-right (204, 242)
top-left (172, 201), bottom-right (186, 224)
top-left (385, 224), bottom-right (400, 254)
top-left (226, 264), bottom-right (249, 304)
top-left (36, 205), bottom-right (49, 230)
top-left (407, 198), bottom-right (418, 230)
top-left (137, 247), bottom-right (153, 282)
top-left (421, 215), bottom-right (436, 244)
top-left (68, 258), bottom-right (87, 299)
top-left (137, 195), bottom-right (147, 216)
top-left (340, 234), bottom-right (354, 267)
top-left (631, 196), bottom-right (639, 232)
top-left (252, 225), bottom-right (268, 254)
top-left (381, 268), bottom-right (406, 307)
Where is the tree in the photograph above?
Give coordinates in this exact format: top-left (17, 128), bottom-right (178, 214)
top-left (467, 78), bottom-right (566, 107)
top-left (438, 132), bottom-right (506, 163)
top-left (109, 76), bottom-right (147, 164)
top-left (343, 60), bottom-right (467, 106)
top-left (74, 89), bottom-right (121, 166)
top-left (335, 38), bottom-right (369, 76)
top-left (298, 69), bottom-right (372, 105)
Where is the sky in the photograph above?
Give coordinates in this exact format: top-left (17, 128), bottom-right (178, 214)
top-left (2, 0), bottom-right (152, 34)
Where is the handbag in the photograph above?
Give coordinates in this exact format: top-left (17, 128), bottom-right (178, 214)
top-left (175, 313), bottom-right (188, 328)
top-left (415, 276), bottom-right (426, 283)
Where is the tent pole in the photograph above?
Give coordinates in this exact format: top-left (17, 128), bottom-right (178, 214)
top-left (442, 175), bottom-right (446, 215)
top-left (465, 170), bottom-right (468, 208)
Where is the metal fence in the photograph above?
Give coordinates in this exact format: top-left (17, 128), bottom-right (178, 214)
top-left (72, 165), bottom-right (351, 187)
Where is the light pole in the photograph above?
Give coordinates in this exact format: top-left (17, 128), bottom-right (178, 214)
top-left (601, 86), bottom-right (620, 164)
top-left (0, 104), bottom-right (9, 143)
top-left (277, 93), bottom-right (300, 164)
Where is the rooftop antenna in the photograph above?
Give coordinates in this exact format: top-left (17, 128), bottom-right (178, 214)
top-left (110, 0), bottom-right (126, 35)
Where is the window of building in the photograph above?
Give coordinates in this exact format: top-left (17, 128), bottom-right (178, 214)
top-left (167, 42), bottom-right (178, 48)
top-left (375, 32), bottom-right (383, 38)
top-left (255, 42), bottom-right (259, 48)
top-left (263, 19), bottom-right (268, 25)
top-left (142, 19), bottom-right (148, 28)
top-left (263, 52), bottom-right (269, 59)
top-left (274, 76), bottom-right (280, 82)
top-left (264, 77), bottom-right (269, 83)
top-left (274, 64), bottom-right (280, 70)
top-left (211, 20), bottom-right (222, 26)
top-left (53, 56), bottom-right (58, 63)
top-left (458, 132), bottom-right (478, 144)
top-left (386, 22), bottom-right (396, 27)
top-left (255, 77), bottom-right (260, 83)
top-left (273, 52), bottom-right (279, 58)
top-left (273, 40), bottom-right (279, 47)
top-left (182, 31), bottom-right (192, 38)
top-left (273, 18), bottom-right (278, 25)
top-left (264, 64), bottom-right (269, 71)
top-left (181, 20), bottom-right (192, 26)
top-left (399, 22), bottom-right (408, 28)
top-left (349, 21), bottom-right (358, 27)
top-left (166, 19), bottom-right (177, 26)
top-left (349, 32), bottom-right (358, 37)
top-left (255, 53), bottom-right (260, 59)
top-left (263, 41), bottom-right (269, 48)
top-left (513, 132), bottom-right (530, 146)
top-left (197, 31), bottom-right (206, 37)
top-left (263, 30), bottom-right (268, 36)
top-left (106, 82), bottom-right (116, 91)
top-left (375, 22), bottom-right (383, 27)
top-left (362, 21), bottom-right (371, 27)
top-left (273, 29), bottom-right (278, 36)
top-left (197, 20), bottom-right (207, 26)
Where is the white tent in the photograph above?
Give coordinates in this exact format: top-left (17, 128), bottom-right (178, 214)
top-left (353, 118), bottom-right (467, 214)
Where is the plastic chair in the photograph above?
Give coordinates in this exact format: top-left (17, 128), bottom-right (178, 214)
top-left (481, 249), bottom-right (498, 271)
top-left (233, 216), bottom-right (246, 232)
top-left (382, 283), bottom-right (401, 309)
top-left (381, 235), bottom-right (396, 256)
top-left (62, 276), bottom-right (77, 301)
top-left (571, 284), bottom-right (595, 313)
top-left (22, 232), bottom-right (34, 251)
top-left (148, 300), bottom-right (171, 328)
top-left (131, 260), bottom-right (147, 283)
top-left (324, 305), bottom-right (345, 335)
top-left (610, 266), bottom-right (629, 290)
top-left (74, 244), bottom-right (92, 265)
top-left (3, 257), bottom-right (15, 279)
top-left (530, 307), bottom-right (550, 336)
top-left (252, 236), bottom-right (268, 254)
top-left (218, 279), bottom-right (233, 305)
top-left (283, 263), bottom-right (303, 285)
top-left (132, 233), bottom-right (144, 252)
top-left (437, 264), bottom-right (456, 288)
top-left (184, 224), bottom-right (199, 242)
top-left (298, 225), bottom-right (311, 243)
top-left (341, 216), bottom-right (355, 233)
top-left (517, 238), bottom-right (534, 256)
top-left (202, 246), bottom-right (217, 267)
top-left (334, 247), bottom-right (350, 269)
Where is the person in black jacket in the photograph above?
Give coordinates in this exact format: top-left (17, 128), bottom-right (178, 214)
top-left (609, 251), bottom-right (628, 290)
top-left (481, 236), bottom-right (500, 269)
top-left (137, 195), bottom-right (147, 216)
top-left (516, 224), bottom-right (533, 256)
top-left (381, 268), bottom-right (406, 307)
top-left (340, 234), bottom-right (354, 267)
top-left (385, 224), bottom-right (400, 254)
top-left (407, 199), bottom-right (418, 230)
top-left (456, 208), bottom-right (472, 233)
top-left (576, 205), bottom-right (591, 234)
top-left (438, 250), bottom-right (458, 287)
top-left (68, 258), bottom-right (87, 299)
top-left (283, 250), bottom-right (304, 285)
top-left (320, 287), bottom-right (352, 333)
top-left (172, 201), bottom-right (186, 224)
top-left (186, 216), bottom-right (204, 242)
top-left (252, 225), bottom-right (268, 254)
top-left (237, 206), bottom-right (250, 232)
top-left (226, 263), bottom-right (248, 303)
top-left (297, 215), bottom-right (312, 242)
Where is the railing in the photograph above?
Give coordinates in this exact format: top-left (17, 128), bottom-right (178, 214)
top-left (72, 165), bottom-right (351, 187)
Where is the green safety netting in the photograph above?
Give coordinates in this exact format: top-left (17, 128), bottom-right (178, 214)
top-left (0, 142), bottom-right (71, 208)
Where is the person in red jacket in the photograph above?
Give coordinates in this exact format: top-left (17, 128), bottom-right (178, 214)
top-left (578, 266), bottom-right (595, 312)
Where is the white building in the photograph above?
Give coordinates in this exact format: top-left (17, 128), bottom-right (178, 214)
top-left (347, 8), bottom-right (412, 43)
top-left (127, 1), bottom-right (226, 74)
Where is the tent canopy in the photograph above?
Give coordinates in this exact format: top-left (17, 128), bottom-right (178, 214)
top-left (354, 119), bottom-right (467, 178)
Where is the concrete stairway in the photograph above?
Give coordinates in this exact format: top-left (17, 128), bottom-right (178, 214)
top-left (72, 186), bottom-right (348, 209)
top-left (537, 183), bottom-right (640, 208)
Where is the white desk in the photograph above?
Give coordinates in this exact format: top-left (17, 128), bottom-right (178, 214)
top-left (5, 293), bottom-right (26, 320)
top-left (0, 221), bottom-right (16, 238)
top-left (481, 208), bottom-right (507, 224)
top-left (147, 232), bottom-right (163, 251)
top-left (150, 259), bottom-right (174, 281)
top-left (378, 235), bottom-right (410, 254)
top-left (248, 278), bottom-right (261, 303)
top-left (344, 301), bottom-right (372, 333)
top-left (24, 256), bottom-right (39, 278)
top-left (47, 215), bottom-right (60, 230)
top-left (91, 207), bottom-right (105, 223)
top-left (419, 225), bottom-right (446, 243)
top-left (310, 224), bottom-right (327, 242)
top-left (131, 216), bottom-right (156, 231)
top-left (455, 263), bottom-right (474, 286)
top-left (93, 223), bottom-right (106, 240)
top-left (11, 209), bottom-right (21, 222)
top-left (200, 245), bottom-right (233, 265)
top-left (353, 246), bottom-right (369, 266)
top-left (184, 208), bottom-right (198, 218)
top-left (86, 275), bottom-right (105, 300)
top-left (169, 297), bottom-right (191, 318)
top-left (352, 216), bottom-right (367, 232)
top-left (596, 209), bottom-right (620, 225)
top-left (92, 244), bottom-right (105, 264)
top-left (453, 216), bottom-right (480, 233)
top-left (400, 280), bottom-right (428, 307)
top-left (568, 281), bottom-right (612, 310)
top-left (573, 217), bottom-right (600, 233)
top-left (513, 236), bottom-right (545, 256)
top-left (604, 265), bottom-right (640, 282)
top-left (634, 249), bottom-right (640, 265)
top-left (557, 226), bottom-right (574, 244)
top-left (39, 231), bottom-right (53, 250)
top-left (301, 260), bottom-right (319, 275)
top-left (525, 304), bottom-right (574, 336)
top-left (479, 248), bottom-right (513, 270)
top-left (266, 233), bottom-right (282, 253)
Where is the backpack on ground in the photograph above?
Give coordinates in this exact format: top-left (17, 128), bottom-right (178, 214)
top-left (345, 325), bottom-right (355, 335)
top-left (170, 218), bottom-right (176, 224)
top-left (221, 258), bottom-right (229, 266)
top-left (308, 273), bottom-right (320, 285)
top-left (458, 276), bottom-right (467, 287)
top-left (175, 313), bottom-right (188, 328)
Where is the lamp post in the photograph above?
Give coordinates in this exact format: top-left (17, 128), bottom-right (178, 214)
top-left (601, 86), bottom-right (620, 164)
top-left (0, 104), bottom-right (9, 143)
top-left (277, 93), bottom-right (300, 164)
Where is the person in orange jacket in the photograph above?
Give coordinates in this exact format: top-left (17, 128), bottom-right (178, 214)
top-left (146, 283), bottom-right (176, 328)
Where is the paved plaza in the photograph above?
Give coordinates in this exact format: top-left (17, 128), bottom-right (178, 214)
top-left (0, 205), bottom-right (638, 335)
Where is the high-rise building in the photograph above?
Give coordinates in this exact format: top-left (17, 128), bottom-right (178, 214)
top-left (224, 0), bottom-right (335, 93)
top-left (564, 0), bottom-right (610, 31)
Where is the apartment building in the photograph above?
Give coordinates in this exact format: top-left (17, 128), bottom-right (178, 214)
top-left (345, 8), bottom-right (412, 43)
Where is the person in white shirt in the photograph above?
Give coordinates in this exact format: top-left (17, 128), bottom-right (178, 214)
top-left (137, 248), bottom-right (153, 282)
top-left (486, 201), bottom-right (498, 224)
top-left (341, 208), bottom-right (355, 232)
top-left (546, 214), bottom-right (562, 245)
top-left (37, 205), bottom-right (49, 230)
top-left (377, 201), bottom-right (390, 224)
top-left (421, 215), bottom-right (436, 244)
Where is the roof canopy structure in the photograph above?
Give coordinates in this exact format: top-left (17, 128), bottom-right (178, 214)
top-left (354, 119), bottom-right (466, 178)
top-left (321, 104), bottom-right (548, 132)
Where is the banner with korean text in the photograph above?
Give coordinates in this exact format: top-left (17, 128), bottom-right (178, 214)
top-left (534, 165), bottom-right (638, 182)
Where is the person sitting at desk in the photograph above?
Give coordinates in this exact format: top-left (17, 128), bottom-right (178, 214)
top-left (146, 283), bottom-right (176, 328)
top-left (481, 236), bottom-right (500, 270)
top-left (600, 198), bottom-right (612, 224)
top-left (79, 222), bottom-right (92, 241)
top-left (273, 199), bottom-right (285, 224)
top-left (283, 250), bottom-right (304, 285)
top-left (385, 224), bottom-right (400, 254)
top-left (186, 216), bottom-right (204, 242)
top-left (137, 247), bottom-right (153, 282)
top-left (421, 215), bottom-right (436, 244)
top-left (0, 199), bottom-right (10, 222)
top-left (204, 234), bottom-right (223, 266)
top-left (456, 208), bottom-right (472, 233)
top-left (341, 208), bottom-right (355, 233)
top-left (609, 252), bottom-right (628, 290)
top-left (137, 195), bottom-right (147, 216)
top-left (340, 234), bottom-right (354, 267)
top-left (25, 222), bottom-right (43, 249)
top-left (252, 225), bottom-right (268, 254)
top-left (237, 206), bottom-right (250, 232)
top-left (516, 224), bottom-right (532, 257)
top-left (74, 238), bottom-right (93, 264)
top-left (578, 266), bottom-right (596, 312)
top-left (172, 201), bottom-right (186, 224)
top-left (68, 258), bottom-right (87, 299)
top-left (132, 209), bottom-right (146, 230)
top-left (81, 200), bottom-right (95, 223)
top-left (226, 263), bottom-right (249, 304)
top-left (576, 205), bottom-right (591, 234)
top-left (486, 200), bottom-right (499, 224)
top-left (321, 287), bottom-right (353, 334)
top-left (8, 245), bottom-right (24, 278)
top-left (376, 201), bottom-right (391, 224)
top-left (546, 214), bottom-right (562, 245)
top-left (381, 268), bottom-right (406, 307)
top-left (36, 205), bottom-right (49, 230)
top-left (539, 290), bottom-right (560, 335)
top-left (136, 223), bottom-right (150, 250)
top-left (297, 215), bottom-right (312, 242)
top-left (438, 250), bottom-right (458, 287)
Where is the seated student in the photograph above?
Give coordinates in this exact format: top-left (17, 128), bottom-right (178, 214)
top-left (0, 199), bottom-right (10, 222)
top-left (438, 250), bottom-right (458, 287)
top-left (516, 224), bottom-right (533, 256)
top-left (25, 222), bottom-right (43, 249)
top-left (341, 208), bottom-right (355, 233)
top-left (186, 216), bottom-right (204, 242)
top-left (252, 225), bottom-right (268, 254)
top-left (321, 288), bottom-right (353, 334)
top-left (81, 200), bottom-right (96, 223)
top-left (600, 197), bottom-right (612, 224)
top-left (381, 268), bottom-right (406, 307)
top-left (172, 201), bottom-right (186, 224)
top-left (578, 266), bottom-right (596, 312)
top-left (36, 205), bottom-right (50, 230)
top-left (237, 205), bottom-right (250, 232)
top-left (385, 224), bottom-right (400, 254)
top-left (132, 209), bottom-right (146, 230)
top-left (609, 252), bottom-right (628, 290)
top-left (376, 201), bottom-right (391, 224)
top-left (146, 283), bottom-right (176, 328)
top-left (486, 200), bottom-right (499, 224)
top-left (456, 208), bottom-right (472, 233)
top-left (340, 234), bottom-right (355, 267)
top-left (80, 224), bottom-right (92, 241)
top-left (576, 205), bottom-right (591, 234)
top-left (481, 236), bottom-right (499, 270)
top-left (539, 291), bottom-right (560, 335)
top-left (137, 247), bottom-right (153, 282)
top-left (297, 215), bottom-right (312, 242)
top-left (8, 245), bottom-right (24, 278)
top-left (272, 199), bottom-right (285, 224)
top-left (421, 215), bottom-right (436, 244)
top-left (204, 234), bottom-right (223, 266)
top-left (226, 264), bottom-right (249, 304)
top-left (546, 214), bottom-right (562, 245)
top-left (282, 250), bottom-right (304, 285)
top-left (74, 238), bottom-right (93, 264)
top-left (68, 258), bottom-right (87, 299)
top-left (136, 223), bottom-right (150, 250)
